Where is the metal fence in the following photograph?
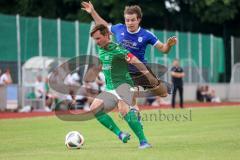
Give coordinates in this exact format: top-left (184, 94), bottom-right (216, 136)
top-left (1, 14), bottom-right (240, 106)
top-left (0, 13), bottom-right (227, 84)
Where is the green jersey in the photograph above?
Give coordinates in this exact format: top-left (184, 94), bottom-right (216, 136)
top-left (98, 42), bottom-right (133, 90)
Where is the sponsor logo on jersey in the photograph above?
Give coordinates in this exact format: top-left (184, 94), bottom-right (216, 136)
top-left (122, 39), bottom-right (139, 50)
top-left (104, 55), bottom-right (109, 60)
top-left (102, 64), bottom-right (112, 70)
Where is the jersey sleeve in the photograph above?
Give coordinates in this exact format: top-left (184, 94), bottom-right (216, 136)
top-left (110, 23), bottom-right (124, 34)
top-left (146, 30), bottom-right (159, 46)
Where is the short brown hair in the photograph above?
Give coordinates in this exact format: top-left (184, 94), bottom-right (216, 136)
top-left (124, 5), bottom-right (142, 19)
top-left (90, 24), bottom-right (109, 37)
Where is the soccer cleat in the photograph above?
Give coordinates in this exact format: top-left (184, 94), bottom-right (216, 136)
top-left (139, 141), bottom-right (152, 149)
top-left (118, 132), bottom-right (131, 143)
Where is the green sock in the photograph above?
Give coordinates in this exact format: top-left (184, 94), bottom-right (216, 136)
top-left (124, 111), bottom-right (147, 143)
top-left (95, 112), bottom-right (121, 136)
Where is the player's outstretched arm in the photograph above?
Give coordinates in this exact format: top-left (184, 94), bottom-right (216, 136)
top-left (155, 36), bottom-right (177, 53)
top-left (81, 1), bottom-right (108, 26)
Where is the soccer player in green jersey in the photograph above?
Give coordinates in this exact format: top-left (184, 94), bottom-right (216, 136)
top-left (82, 2), bottom-right (177, 125)
top-left (88, 24), bottom-right (159, 149)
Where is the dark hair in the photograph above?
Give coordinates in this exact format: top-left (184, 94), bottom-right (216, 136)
top-left (90, 24), bottom-right (109, 37)
top-left (124, 5), bottom-right (142, 19)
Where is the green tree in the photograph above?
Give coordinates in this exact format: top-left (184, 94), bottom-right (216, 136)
top-left (190, 0), bottom-right (240, 24)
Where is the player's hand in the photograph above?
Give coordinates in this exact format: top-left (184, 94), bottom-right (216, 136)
top-left (167, 36), bottom-right (177, 47)
top-left (81, 1), bottom-right (94, 14)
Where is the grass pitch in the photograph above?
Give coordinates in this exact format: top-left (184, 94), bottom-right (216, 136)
top-left (0, 106), bottom-right (240, 160)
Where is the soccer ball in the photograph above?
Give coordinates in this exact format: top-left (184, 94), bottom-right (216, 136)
top-left (65, 131), bottom-right (84, 149)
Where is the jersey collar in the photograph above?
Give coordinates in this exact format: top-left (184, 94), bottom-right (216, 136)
top-left (127, 27), bottom-right (141, 34)
top-left (102, 42), bottom-right (117, 51)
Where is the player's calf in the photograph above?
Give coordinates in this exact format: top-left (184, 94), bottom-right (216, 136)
top-left (148, 79), bottom-right (173, 97)
top-left (148, 81), bottom-right (167, 97)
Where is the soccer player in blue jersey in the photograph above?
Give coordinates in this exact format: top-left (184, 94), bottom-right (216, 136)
top-left (82, 2), bottom-right (177, 119)
top-left (81, 1), bottom-right (177, 92)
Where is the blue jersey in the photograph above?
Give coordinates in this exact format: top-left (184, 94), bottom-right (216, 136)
top-left (110, 23), bottom-right (159, 65)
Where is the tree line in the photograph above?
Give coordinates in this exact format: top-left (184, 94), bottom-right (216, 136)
top-left (0, 0), bottom-right (239, 36)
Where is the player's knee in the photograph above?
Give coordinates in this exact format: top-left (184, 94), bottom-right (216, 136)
top-left (90, 98), bottom-right (104, 114)
top-left (118, 101), bottom-right (130, 117)
top-left (119, 107), bottom-right (128, 117)
top-left (96, 92), bottom-right (118, 111)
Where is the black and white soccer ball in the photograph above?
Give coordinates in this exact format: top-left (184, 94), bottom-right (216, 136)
top-left (65, 131), bottom-right (84, 149)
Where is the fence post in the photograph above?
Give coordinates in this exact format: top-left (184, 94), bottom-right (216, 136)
top-left (57, 18), bottom-right (61, 59)
top-left (210, 34), bottom-right (214, 82)
top-left (175, 31), bottom-right (179, 59)
top-left (187, 32), bottom-right (192, 83)
top-left (38, 16), bottom-right (42, 57)
top-left (198, 33), bottom-right (203, 83)
top-left (16, 14), bottom-right (22, 108)
top-left (150, 28), bottom-right (154, 63)
top-left (75, 21), bottom-right (79, 57)
top-left (163, 30), bottom-right (168, 81)
top-left (231, 36), bottom-right (234, 71)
